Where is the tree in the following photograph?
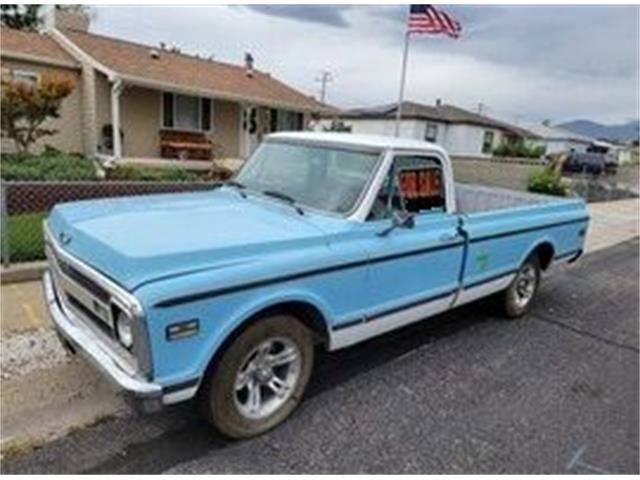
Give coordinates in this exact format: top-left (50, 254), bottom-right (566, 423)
top-left (1, 72), bottom-right (74, 153)
top-left (0, 5), bottom-right (43, 30)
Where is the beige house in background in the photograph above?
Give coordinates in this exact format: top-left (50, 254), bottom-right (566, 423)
top-left (0, 11), bottom-right (333, 163)
top-left (1, 28), bottom-right (85, 155)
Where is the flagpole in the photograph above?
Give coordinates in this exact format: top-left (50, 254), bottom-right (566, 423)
top-left (394, 30), bottom-right (411, 137)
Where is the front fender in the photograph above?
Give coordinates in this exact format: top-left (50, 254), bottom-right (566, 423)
top-left (142, 285), bottom-right (336, 386)
top-left (195, 288), bottom-right (335, 369)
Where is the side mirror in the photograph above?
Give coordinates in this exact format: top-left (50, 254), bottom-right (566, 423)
top-left (377, 211), bottom-right (415, 237)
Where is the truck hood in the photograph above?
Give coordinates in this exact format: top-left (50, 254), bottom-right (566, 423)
top-left (46, 189), bottom-right (329, 290)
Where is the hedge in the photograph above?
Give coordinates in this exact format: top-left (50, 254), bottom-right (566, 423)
top-left (1, 152), bottom-right (99, 181)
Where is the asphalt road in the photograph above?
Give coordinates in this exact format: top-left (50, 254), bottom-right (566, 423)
top-left (2, 239), bottom-right (638, 474)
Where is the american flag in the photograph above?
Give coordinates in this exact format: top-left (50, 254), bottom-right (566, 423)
top-left (407, 4), bottom-right (462, 38)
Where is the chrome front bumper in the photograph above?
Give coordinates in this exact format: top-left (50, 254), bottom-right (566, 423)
top-left (43, 270), bottom-right (163, 399)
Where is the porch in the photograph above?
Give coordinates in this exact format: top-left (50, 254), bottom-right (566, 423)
top-left (96, 75), bottom-right (310, 164)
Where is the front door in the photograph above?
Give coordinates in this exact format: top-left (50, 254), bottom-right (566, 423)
top-left (240, 106), bottom-right (262, 158)
top-left (354, 154), bottom-right (464, 342)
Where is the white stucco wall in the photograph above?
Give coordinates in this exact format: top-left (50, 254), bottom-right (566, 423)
top-left (534, 139), bottom-right (590, 155)
top-left (334, 118), bottom-right (501, 157)
top-left (442, 124), bottom-right (503, 157)
top-left (343, 118), bottom-right (426, 139)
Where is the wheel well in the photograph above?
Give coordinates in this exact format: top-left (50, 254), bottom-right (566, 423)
top-left (201, 301), bottom-right (330, 383)
top-left (531, 242), bottom-right (554, 270)
top-left (250, 301), bottom-right (330, 347)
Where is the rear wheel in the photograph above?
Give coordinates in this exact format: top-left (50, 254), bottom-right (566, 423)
top-left (501, 255), bottom-right (541, 319)
top-left (200, 315), bottom-right (314, 439)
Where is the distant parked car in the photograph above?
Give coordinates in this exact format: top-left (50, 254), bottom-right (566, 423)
top-left (563, 152), bottom-right (617, 175)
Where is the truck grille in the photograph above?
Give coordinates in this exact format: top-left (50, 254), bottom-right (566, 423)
top-left (45, 244), bottom-right (137, 372)
top-left (43, 224), bottom-right (152, 378)
top-left (47, 245), bottom-right (115, 334)
top-left (57, 258), bottom-right (110, 303)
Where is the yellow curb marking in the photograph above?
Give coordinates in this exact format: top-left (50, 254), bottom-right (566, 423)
top-left (22, 302), bottom-right (40, 328)
top-left (7, 284), bottom-right (42, 329)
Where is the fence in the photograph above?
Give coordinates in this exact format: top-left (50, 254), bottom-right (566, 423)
top-left (0, 180), bottom-right (218, 267)
top-left (451, 157), bottom-right (639, 203)
top-left (1, 164), bottom-right (638, 266)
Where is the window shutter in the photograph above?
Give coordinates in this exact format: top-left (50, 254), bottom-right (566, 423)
top-left (163, 92), bottom-right (174, 128)
top-left (201, 98), bottom-right (211, 131)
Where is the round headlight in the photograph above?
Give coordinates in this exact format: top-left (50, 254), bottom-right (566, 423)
top-left (116, 312), bottom-right (134, 349)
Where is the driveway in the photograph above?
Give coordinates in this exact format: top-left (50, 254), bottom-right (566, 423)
top-left (2, 238), bottom-right (638, 474)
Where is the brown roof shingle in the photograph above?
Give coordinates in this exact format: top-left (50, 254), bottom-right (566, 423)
top-left (62, 29), bottom-right (332, 113)
top-left (0, 27), bottom-right (78, 67)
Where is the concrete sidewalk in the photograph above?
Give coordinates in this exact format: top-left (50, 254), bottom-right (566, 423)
top-left (585, 198), bottom-right (639, 253)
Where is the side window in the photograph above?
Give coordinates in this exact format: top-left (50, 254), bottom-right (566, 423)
top-left (367, 155), bottom-right (446, 221)
top-left (12, 70), bottom-right (39, 84)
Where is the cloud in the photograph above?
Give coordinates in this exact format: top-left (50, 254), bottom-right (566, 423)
top-left (366, 5), bottom-right (640, 78)
top-left (243, 5), bottom-right (352, 28)
top-left (90, 5), bottom-right (639, 124)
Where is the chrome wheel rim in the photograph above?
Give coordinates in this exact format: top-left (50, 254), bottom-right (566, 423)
top-left (233, 336), bottom-right (302, 420)
top-left (514, 264), bottom-right (537, 308)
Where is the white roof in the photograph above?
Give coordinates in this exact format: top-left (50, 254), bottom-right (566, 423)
top-left (267, 131), bottom-right (447, 154)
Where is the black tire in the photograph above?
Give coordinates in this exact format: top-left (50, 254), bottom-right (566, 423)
top-left (199, 314), bottom-right (314, 439)
top-left (501, 255), bottom-right (541, 319)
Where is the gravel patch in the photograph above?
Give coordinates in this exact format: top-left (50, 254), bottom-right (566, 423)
top-left (1, 328), bottom-right (69, 380)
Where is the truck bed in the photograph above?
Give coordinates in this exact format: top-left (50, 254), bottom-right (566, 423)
top-left (454, 183), bottom-right (563, 214)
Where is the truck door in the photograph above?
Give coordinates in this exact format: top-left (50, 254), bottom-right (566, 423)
top-left (353, 154), bottom-right (465, 342)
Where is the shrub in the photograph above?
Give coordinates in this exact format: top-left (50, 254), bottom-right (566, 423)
top-left (0, 152), bottom-right (98, 181)
top-left (493, 140), bottom-right (546, 159)
top-left (106, 164), bottom-right (200, 182)
top-left (527, 168), bottom-right (569, 196)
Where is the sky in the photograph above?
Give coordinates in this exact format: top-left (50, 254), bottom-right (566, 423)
top-left (90, 5), bottom-right (640, 126)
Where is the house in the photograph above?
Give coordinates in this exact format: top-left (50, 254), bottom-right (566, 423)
top-left (523, 122), bottom-right (594, 156)
top-left (0, 10), bottom-right (333, 162)
top-left (327, 100), bottom-right (538, 158)
top-left (0, 27), bottom-right (85, 155)
top-left (617, 141), bottom-right (639, 165)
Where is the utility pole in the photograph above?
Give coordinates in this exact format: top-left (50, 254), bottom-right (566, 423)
top-left (316, 70), bottom-right (333, 103)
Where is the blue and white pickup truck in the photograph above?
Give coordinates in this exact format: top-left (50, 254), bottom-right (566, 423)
top-left (43, 132), bottom-right (588, 438)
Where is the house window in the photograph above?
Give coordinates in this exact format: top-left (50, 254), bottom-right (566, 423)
top-left (424, 123), bottom-right (438, 142)
top-left (276, 110), bottom-right (304, 131)
top-left (12, 70), bottom-right (38, 84)
top-left (482, 130), bottom-right (495, 154)
top-left (162, 92), bottom-right (212, 131)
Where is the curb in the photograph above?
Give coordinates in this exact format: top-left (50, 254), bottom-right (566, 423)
top-left (1, 261), bottom-right (47, 284)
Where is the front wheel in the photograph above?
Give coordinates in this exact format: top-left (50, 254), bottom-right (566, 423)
top-left (199, 315), bottom-right (314, 439)
top-left (501, 256), bottom-right (541, 319)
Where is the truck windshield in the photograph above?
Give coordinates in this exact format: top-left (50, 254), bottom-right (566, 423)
top-left (235, 141), bottom-right (382, 215)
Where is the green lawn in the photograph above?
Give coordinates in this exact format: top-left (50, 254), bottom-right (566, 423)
top-left (5, 212), bottom-right (47, 263)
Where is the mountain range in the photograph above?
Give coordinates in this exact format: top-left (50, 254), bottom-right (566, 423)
top-left (557, 119), bottom-right (639, 143)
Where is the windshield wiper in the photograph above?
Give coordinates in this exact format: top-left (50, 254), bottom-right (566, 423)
top-left (262, 190), bottom-right (304, 215)
top-left (226, 180), bottom-right (246, 190)
top-left (218, 179), bottom-right (247, 198)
